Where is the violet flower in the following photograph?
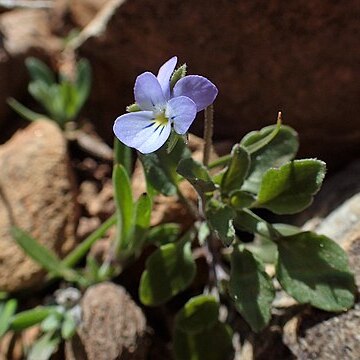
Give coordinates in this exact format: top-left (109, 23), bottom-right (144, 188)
top-left (113, 56), bottom-right (218, 154)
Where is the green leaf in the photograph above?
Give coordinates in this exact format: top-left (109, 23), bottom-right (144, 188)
top-left (234, 209), bottom-right (274, 237)
top-left (140, 139), bottom-right (191, 196)
top-left (174, 322), bottom-right (233, 360)
top-left (196, 221), bottom-right (210, 246)
top-left (0, 299), bottom-right (17, 337)
top-left (245, 224), bottom-right (301, 264)
top-left (177, 157), bottom-right (216, 194)
top-left (229, 191), bottom-right (256, 209)
top-left (229, 247), bottom-right (275, 332)
top-left (112, 164), bottom-right (134, 249)
top-left (59, 81), bottom-right (78, 121)
top-left (170, 64), bottom-right (187, 89)
top-left (25, 57), bottom-right (56, 86)
top-left (114, 138), bottom-right (132, 175)
top-left (41, 312), bottom-right (62, 332)
top-left (11, 307), bottom-right (56, 331)
top-left (221, 145), bottom-right (250, 196)
top-left (257, 159), bottom-right (326, 214)
top-left (139, 230), bottom-right (196, 306)
top-left (131, 193), bottom-right (152, 252)
top-left (61, 215), bottom-right (116, 269)
top-left (61, 311), bottom-right (77, 340)
top-left (241, 125), bottom-right (299, 193)
top-left (7, 97), bottom-right (46, 122)
top-left (146, 223), bottom-right (181, 246)
top-left (206, 200), bottom-right (236, 246)
top-left (28, 331), bottom-right (61, 360)
top-left (175, 295), bottom-right (219, 334)
top-left (75, 58), bottom-right (91, 110)
top-left (276, 232), bottom-right (356, 312)
top-left (11, 227), bottom-right (79, 282)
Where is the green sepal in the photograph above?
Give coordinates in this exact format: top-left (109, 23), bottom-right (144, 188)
top-left (170, 63), bottom-right (187, 89)
top-left (126, 102), bottom-right (142, 112)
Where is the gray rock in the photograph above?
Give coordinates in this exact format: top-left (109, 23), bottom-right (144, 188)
top-left (65, 282), bottom-right (149, 360)
top-left (0, 120), bottom-right (78, 292)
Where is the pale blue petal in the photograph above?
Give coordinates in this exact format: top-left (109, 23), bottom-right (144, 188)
top-left (166, 96), bottom-right (197, 134)
top-left (173, 75), bottom-right (218, 112)
top-left (113, 111), bottom-right (171, 154)
top-left (134, 72), bottom-right (166, 111)
top-left (157, 56), bottom-right (177, 100)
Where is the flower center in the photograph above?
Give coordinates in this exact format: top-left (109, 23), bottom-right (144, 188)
top-left (154, 111), bottom-right (169, 126)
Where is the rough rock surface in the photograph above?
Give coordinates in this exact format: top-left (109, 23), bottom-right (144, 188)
top-left (75, 0), bottom-right (360, 169)
top-left (0, 9), bottom-right (61, 128)
top-left (65, 282), bottom-right (148, 360)
top-left (283, 191), bottom-right (360, 359)
top-left (0, 120), bottom-right (78, 292)
top-left (283, 304), bottom-right (360, 360)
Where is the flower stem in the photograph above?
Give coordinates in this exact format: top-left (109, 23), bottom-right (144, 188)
top-left (203, 105), bottom-right (214, 167)
top-left (207, 154), bottom-right (231, 169)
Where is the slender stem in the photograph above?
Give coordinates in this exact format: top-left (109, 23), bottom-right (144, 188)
top-left (207, 154), bottom-right (231, 169)
top-left (203, 105), bottom-right (214, 167)
top-left (176, 185), bottom-right (200, 219)
top-left (61, 215), bottom-right (116, 268)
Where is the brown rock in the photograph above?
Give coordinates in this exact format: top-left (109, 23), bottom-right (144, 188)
top-left (283, 191), bottom-right (360, 359)
top-left (51, 0), bottom-right (111, 35)
top-left (0, 9), bottom-right (61, 128)
top-left (0, 120), bottom-right (78, 292)
top-left (74, 0), bottom-right (360, 169)
top-left (65, 282), bottom-right (149, 360)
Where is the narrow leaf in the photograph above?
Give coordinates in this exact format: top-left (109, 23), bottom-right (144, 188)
top-left (28, 332), bottom-right (60, 360)
top-left (7, 97), bottom-right (46, 122)
top-left (131, 193), bottom-right (152, 252)
top-left (11, 227), bottom-right (78, 281)
top-left (25, 57), bottom-right (56, 86)
top-left (113, 164), bottom-right (134, 249)
top-left (11, 307), bottom-right (56, 331)
top-left (0, 299), bottom-right (17, 337)
top-left (221, 145), bottom-right (250, 196)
